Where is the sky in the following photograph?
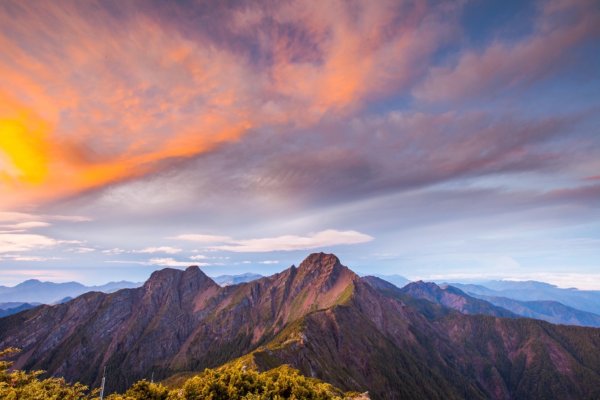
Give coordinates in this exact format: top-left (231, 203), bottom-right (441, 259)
top-left (0, 0), bottom-right (599, 288)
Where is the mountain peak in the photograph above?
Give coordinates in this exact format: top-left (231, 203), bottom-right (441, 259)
top-left (143, 265), bottom-right (216, 293)
top-left (298, 252), bottom-right (342, 272)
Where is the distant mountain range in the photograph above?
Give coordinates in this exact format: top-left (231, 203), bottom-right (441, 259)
top-left (369, 273), bottom-right (410, 288)
top-left (0, 280), bottom-right (141, 304)
top-left (477, 295), bottom-right (600, 328)
top-left (0, 302), bottom-right (39, 318)
top-left (3, 271), bottom-right (600, 329)
top-left (397, 281), bottom-right (516, 318)
top-left (0, 272), bottom-right (263, 305)
top-left (2, 253), bottom-right (600, 399)
top-left (451, 281), bottom-right (600, 315)
top-left (211, 272), bottom-right (263, 286)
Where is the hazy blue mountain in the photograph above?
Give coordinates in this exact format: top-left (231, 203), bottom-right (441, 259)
top-left (0, 279), bottom-right (141, 304)
top-left (0, 302), bottom-right (39, 317)
top-left (370, 274), bottom-right (410, 288)
top-left (451, 281), bottom-right (600, 315)
top-left (474, 295), bottom-right (600, 328)
top-left (212, 272), bottom-right (263, 286)
top-left (0, 301), bottom-right (39, 310)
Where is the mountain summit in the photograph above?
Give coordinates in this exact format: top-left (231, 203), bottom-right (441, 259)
top-left (1, 253), bottom-right (600, 399)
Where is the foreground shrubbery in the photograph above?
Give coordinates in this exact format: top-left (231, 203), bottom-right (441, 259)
top-left (1, 348), bottom-right (361, 399)
top-left (0, 348), bottom-right (97, 399)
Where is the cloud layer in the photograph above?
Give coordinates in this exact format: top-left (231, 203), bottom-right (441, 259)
top-left (175, 229), bottom-right (374, 253)
top-left (0, 0), bottom-right (598, 287)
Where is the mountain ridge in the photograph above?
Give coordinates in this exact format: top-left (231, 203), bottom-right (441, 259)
top-left (1, 253), bottom-right (600, 399)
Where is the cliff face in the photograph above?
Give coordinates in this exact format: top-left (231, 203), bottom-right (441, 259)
top-left (2, 253), bottom-right (600, 399)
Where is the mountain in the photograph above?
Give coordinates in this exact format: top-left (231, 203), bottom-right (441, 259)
top-left (0, 302), bottom-right (39, 318)
top-left (212, 272), bottom-right (263, 286)
top-left (1, 253), bottom-right (600, 399)
top-left (452, 281), bottom-right (600, 315)
top-left (476, 295), bottom-right (600, 328)
top-left (370, 274), bottom-right (410, 288)
top-left (0, 279), bottom-right (141, 304)
top-left (397, 281), bottom-right (516, 318)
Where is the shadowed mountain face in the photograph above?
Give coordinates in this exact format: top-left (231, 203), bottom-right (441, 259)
top-left (1, 254), bottom-right (600, 399)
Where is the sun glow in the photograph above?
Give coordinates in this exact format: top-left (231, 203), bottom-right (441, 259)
top-left (0, 116), bottom-right (50, 185)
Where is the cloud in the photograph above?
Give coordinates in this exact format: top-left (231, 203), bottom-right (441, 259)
top-left (170, 234), bottom-right (232, 243)
top-left (414, 0), bottom-right (600, 102)
top-left (0, 254), bottom-right (60, 262)
top-left (102, 248), bottom-right (127, 255)
top-left (136, 246), bottom-right (182, 254)
top-left (1, 221), bottom-right (50, 230)
top-left (148, 258), bottom-right (208, 267)
top-left (0, 212), bottom-right (89, 223)
top-left (210, 229), bottom-right (373, 253)
top-left (68, 247), bottom-right (96, 254)
top-left (0, 0), bottom-right (462, 208)
top-left (0, 233), bottom-right (59, 253)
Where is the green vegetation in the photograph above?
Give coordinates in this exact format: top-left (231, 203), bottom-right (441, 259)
top-left (1, 348), bottom-right (359, 400)
top-left (0, 348), bottom-right (97, 399)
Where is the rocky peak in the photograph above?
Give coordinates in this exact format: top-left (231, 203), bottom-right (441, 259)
top-left (293, 252), bottom-right (357, 297)
top-left (143, 265), bottom-right (218, 299)
top-left (298, 252), bottom-right (342, 272)
top-left (297, 253), bottom-right (352, 284)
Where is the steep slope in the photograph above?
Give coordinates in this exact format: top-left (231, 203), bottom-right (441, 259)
top-left (1, 254), bottom-right (600, 399)
top-left (398, 281), bottom-right (516, 318)
top-left (246, 276), bottom-right (600, 399)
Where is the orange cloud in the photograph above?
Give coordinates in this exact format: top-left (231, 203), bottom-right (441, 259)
top-left (0, 0), bottom-right (455, 208)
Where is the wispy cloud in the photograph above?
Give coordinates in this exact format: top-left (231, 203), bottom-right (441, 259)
top-left (0, 0), bottom-right (461, 208)
top-left (414, 0), bottom-right (600, 102)
top-left (0, 233), bottom-right (59, 253)
top-left (205, 229), bottom-right (373, 253)
top-left (136, 246), bottom-right (182, 254)
top-left (148, 258), bottom-right (194, 267)
top-left (0, 221), bottom-right (50, 230)
top-left (0, 254), bottom-right (60, 262)
top-left (170, 234), bottom-right (232, 243)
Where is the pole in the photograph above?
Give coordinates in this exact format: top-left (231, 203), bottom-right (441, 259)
top-left (99, 366), bottom-right (106, 400)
